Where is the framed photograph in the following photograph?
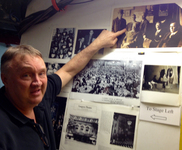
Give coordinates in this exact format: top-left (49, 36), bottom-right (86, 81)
top-left (110, 112), bottom-right (136, 148)
top-left (124, 10), bottom-right (131, 17)
top-left (49, 28), bottom-right (75, 59)
top-left (51, 96), bottom-right (67, 149)
top-left (111, 3), bottom-right (182, 48)
top-left (74, 29), bottom-right (105, 55)
top-left (70, 51), bottom-right (144, 107)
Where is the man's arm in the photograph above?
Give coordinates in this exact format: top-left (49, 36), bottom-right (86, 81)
top-left (55, 29), bottom-right (126, 88)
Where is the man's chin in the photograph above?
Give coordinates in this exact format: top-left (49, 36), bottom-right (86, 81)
top-left (29, 96), bottom-right (43, 106)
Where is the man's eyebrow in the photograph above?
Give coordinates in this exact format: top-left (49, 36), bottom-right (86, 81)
top-left (16, 66), bottom-right (46, 72)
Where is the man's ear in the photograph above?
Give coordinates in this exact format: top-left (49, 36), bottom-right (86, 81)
top-left (1, 73), bottom-right (8, 86)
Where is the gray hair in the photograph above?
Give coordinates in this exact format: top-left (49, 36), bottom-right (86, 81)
top-left (1, 45), bottom-right (42, 74)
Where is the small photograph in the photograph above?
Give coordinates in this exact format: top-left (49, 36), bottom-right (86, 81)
top-left (51, 97), bottom-right (67, 149)
top-left (142, 65), bottom-right (180, 94)
top-left (45, 62), bottom-right (64, 75)
top-left (72, 59), bottom-right (142, 99)
top-left (65, 115), bottom-right (98, 145)
top-left (110, 112), bottom-right (136, 149)
top-left (49, 28), bottom-right (75, 59)
top-left (74, 29), bottom-right (104, 55)
top-left (111, 3), bottom-right (182, 48)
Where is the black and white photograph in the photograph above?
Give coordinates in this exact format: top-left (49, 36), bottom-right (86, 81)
top-left (45, 62), bottom-right (64, 75)
top-left (49, 28), bottom-right (75, 59)
top-left (71, 59), bottom-right (142, 99)
top-left (74, 29), bottom-right (104, 55)
top-left (142, 65), bottom-right (180, 94)
top-left (110, 112), bottom-right (136, 149)
top-left (51, 97), bottom-right (67, 149)
top-left (65, 115), bottom-right (98, 145)
top-left (111, 3), bottom-right (182, 48)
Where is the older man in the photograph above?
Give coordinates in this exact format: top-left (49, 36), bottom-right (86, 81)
top-left (157, 22), bottom-right (181, 47)
top-left (0, 29), bottom-right (126, 150)
top-left (112, 9), bottom-right (126, 48)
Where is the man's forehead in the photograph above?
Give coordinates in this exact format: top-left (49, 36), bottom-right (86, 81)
top-left (12, 55), bottom-right (45, 69)
top-left (170, 23), bottom-right (176, 26)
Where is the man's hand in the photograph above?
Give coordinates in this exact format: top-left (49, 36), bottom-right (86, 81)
top-left (55, 28), bottom-right (126, 88)
top-left (91, 28), bottom-right (126, 49)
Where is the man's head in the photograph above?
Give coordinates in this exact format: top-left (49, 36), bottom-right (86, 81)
top-left (118, 9), bottom-right (124, 19)
top-left (142, 12), bottom-right (147, 20)
top-left (1, 45), bottom-right (47, 111)
top-left (89, 30), bottom-right (94, 35)
top-left (170, 22), bottom-right (178, 33)
top-left (155, 22), bottom-right (161, 30)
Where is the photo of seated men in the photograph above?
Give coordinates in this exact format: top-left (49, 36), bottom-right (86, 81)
top-left (142, 65), bottom-right (180, 94)
top-left (112, 3), bottom-right (182, 49)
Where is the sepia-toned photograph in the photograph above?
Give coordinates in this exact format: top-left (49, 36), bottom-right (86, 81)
top-left (65, 115), bottom-right (98, 145)
top-left (110, 112), bottom-right (136, 148)
top-left (111, 3), bottom-right (182, 48)
top-left (51, 96), bottom-right (67, 149)
top-left (142, 65), bottom-right (180, 94)
top-left (74, 29), bottom-right (104, 55)
top-left (49, 28), bottom-right (75, 59)
top-left (71, 59), bottom-right (142, 99)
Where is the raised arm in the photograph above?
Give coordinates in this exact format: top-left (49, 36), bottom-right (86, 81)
top-left (55, 29), bottom-right (126, 88)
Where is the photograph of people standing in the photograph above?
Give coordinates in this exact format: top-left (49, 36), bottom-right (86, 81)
top-left (112, 9), bottom-right (126, 48)
top-left (111, 3), bottom-right (182, 49)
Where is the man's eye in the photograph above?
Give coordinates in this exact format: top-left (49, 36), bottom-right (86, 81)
top-left (39, 72), bottom-right (46, 77)
top-left (22, 74), bottom-right (30, 78)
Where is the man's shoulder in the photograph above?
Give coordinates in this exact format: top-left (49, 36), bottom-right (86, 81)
top-left (0, 107), bottom-right (12, 129)
top-left (47, 74), bottom-right (62, 84)
top-left (45, 74), bottom-right (62, 98)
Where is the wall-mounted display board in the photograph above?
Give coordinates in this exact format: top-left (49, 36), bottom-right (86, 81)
top-left (111, 3), bottom-right (182, 49)
top-left (21, 0), bottom-right (182, 150)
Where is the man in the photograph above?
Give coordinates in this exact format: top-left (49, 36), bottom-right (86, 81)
top-left (84, 30), bottom-right (95, 47)
top-left (139, 12), bottom-right (149, 39)
top-left (149, 21), bottom-right (165, 47)
top-left (127, 14), bottom-right (140, 31)
top-left (121, 22), bottom-right (143, 48)
top-left (0, 29), bottom-right (126, 150)
top-left (76, 37), bottom-right (86, 54)
top-left (157, 22), bottom-right (181, 47)
top-left (112, 9), bottom-right (126, 48)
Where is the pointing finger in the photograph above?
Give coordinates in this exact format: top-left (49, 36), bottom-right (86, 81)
top-left (114, 28), bottom-right (126, 37)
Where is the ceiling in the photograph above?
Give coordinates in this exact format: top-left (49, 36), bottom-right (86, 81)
top-left (0, 0), bottom-right (73, 45)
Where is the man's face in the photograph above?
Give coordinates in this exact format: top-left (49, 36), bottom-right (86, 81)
top-left (118, 12), bottom-right (123, 19)
top-left (81, 37), bottom-right (85, 42)
top-left (142, 13), bottom-right (146, 20)
top-left (3, 55), bottom-right (47, 110)
top-left (170, 22), bottom-right (177, 33)
top-left (89, 30), bottom-right (94, 35)
top-left (132, 15), bottom-right (136, 21)
top-left (155, 22), bottom-right (160, 30)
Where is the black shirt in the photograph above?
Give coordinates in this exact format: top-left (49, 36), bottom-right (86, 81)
top-left (0, 74), bottom-right (62, 150)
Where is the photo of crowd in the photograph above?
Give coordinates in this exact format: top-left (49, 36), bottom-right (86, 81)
top-left (142, 65), bottom-right (180, 94)
top-left (110, 112), bottom-right (136, 148)
top-left (65, 115), bottom-right (98, 145)
top-left (74, 29), bottom-right (104, 54)
top-left (71, 59), bottom-right (142, 99)
top-left (49, 28), bottom-right (75, 59)
top-left (51, 97), bottom-right (67, 149)
top-left (45, 62), bottom-right (64, 75)
top-left (112, 3), bottom-right (182, 48)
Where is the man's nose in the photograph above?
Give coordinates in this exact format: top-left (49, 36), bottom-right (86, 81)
top-left (32, 75), bottom-right (42, 86)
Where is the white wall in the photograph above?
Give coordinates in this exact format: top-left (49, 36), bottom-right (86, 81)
top-left (21, 0), bottom-right (182, 150)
